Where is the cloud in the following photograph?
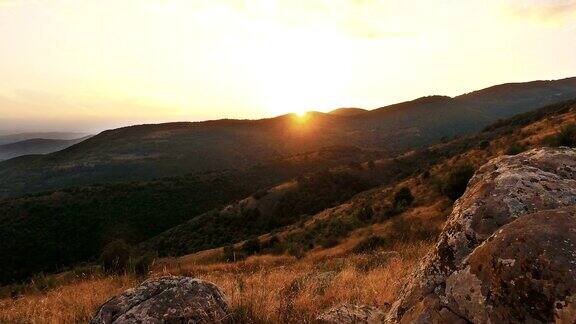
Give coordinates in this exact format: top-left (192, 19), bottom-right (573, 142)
top-left (504, 0), bottom-right (576, 21)
top-left (217, 0), bottom-right (416, 39)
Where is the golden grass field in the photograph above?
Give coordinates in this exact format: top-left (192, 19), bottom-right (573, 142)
top-left (0, 240), bottom-right (430, 324)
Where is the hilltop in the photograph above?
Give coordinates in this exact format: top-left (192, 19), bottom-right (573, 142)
top-left (328, 108), bottom-right (368, 116)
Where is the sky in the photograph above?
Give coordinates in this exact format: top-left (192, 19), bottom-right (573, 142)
top-left (0, 0), bottom-right (575, 133)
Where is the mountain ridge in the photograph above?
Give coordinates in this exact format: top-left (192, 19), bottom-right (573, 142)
top-left (0, 77), bottom-right (574, 198)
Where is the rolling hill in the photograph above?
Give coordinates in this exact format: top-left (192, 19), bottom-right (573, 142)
top-left (0, 77), bottom-right (574, 199)
top-left (0, 137), bottom-right (90, 161)
top-left (0, 132), bottom-right (89, 145)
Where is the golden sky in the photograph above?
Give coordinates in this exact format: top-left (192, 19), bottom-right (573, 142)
top-left (0, 0), bottom-right (575, 132)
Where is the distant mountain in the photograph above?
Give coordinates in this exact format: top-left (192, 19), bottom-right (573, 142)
top-left (0, 137), bottom-right (90, 161)
top-left (0, 132), bottom-right (89, 145)
top-left (0, 77), bottom-right (574, 198)
top-left (329, 108), bottom-right (368, 116)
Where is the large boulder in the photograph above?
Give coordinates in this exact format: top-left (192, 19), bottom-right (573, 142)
top-left (90, 276), bottom-right (230, 324)
top-left (388, 147), bottom-right (576, 323)
top-left (444, 207), bottom-right (576, 323)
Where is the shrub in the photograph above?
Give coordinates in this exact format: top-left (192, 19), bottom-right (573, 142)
top-left (129, 252), bottom-right (155, 277)
top-left (29, 272), bottom-right (58, 292)
top-left (355, 206), bottom-right (374, 223)
top-left (478, 140), bottom-right (490, 149)
top-left (548, 124), bottom-right (576, 147)
top-left (367, 160), bottom-right (376, 169)
top-left (318, 236), bottom-right (340, 248)
top-left (441, 164), bottom-right (475, 201)
top-left (506, 143), bottom-right (527, 155)
top-left (99, 240), bottom-right (131, 274)
top-left (393, 187), bottom-right (414, 211)
top-left (241, 238), bottom-right (261, 255)
top-left (352, 235), bottom-right (388, 254)
top-left (286, 243), bottom-right (306, 259)
top-left (261, 236), bottom-right (283, 255)
top-left (222, 245), bottom-right (236, 262)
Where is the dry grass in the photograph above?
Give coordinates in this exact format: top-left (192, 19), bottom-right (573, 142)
top-left (152, 240), bottom-right (431, 323)
top-left (0, 275), bottom-right (136, 324)
top-left (0, 241), bottom-right (430, 324)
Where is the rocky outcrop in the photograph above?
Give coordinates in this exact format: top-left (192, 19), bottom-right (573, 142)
top-left (445, 207), bottom-right (576, 323)
top-left (388, 147), bottom-right (576, 323)
top-left (316, 304), bottom-right (385, 323)
top-left (90, 276), bottom-right (230, 324)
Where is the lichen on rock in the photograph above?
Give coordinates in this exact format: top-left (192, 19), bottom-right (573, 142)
top-left (90, 276), bottom-right (230, 324)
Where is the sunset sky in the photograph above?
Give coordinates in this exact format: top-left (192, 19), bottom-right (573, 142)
top-left (0, 0), bottom-right (575, 132)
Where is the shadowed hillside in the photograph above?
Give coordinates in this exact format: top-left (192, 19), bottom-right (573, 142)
top-left (0, 145), bottom-right (382, 284)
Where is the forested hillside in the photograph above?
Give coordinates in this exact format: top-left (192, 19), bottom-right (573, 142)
top-left (0, 146), bottom-right (381, 284)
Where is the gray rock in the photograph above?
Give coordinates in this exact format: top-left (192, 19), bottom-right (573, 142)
top-left (316, 304), bottom-right (385, 323)
top-left (388, 147), bottom-right (576, 323)
top-left (444, 207), bottom-right (576, 323)
top-left (90, 276), bottom-right (230, 324)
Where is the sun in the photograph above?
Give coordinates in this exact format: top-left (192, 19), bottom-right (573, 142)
top-left (294, 109), bottom-right (308, 117)
top-left (290, 109), bottom-right (310, 125)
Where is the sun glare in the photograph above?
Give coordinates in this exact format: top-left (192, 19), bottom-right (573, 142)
top-left (294, 109), bottom-right (307, 117)
top-left (291, 109), bottom-right (310, 126)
